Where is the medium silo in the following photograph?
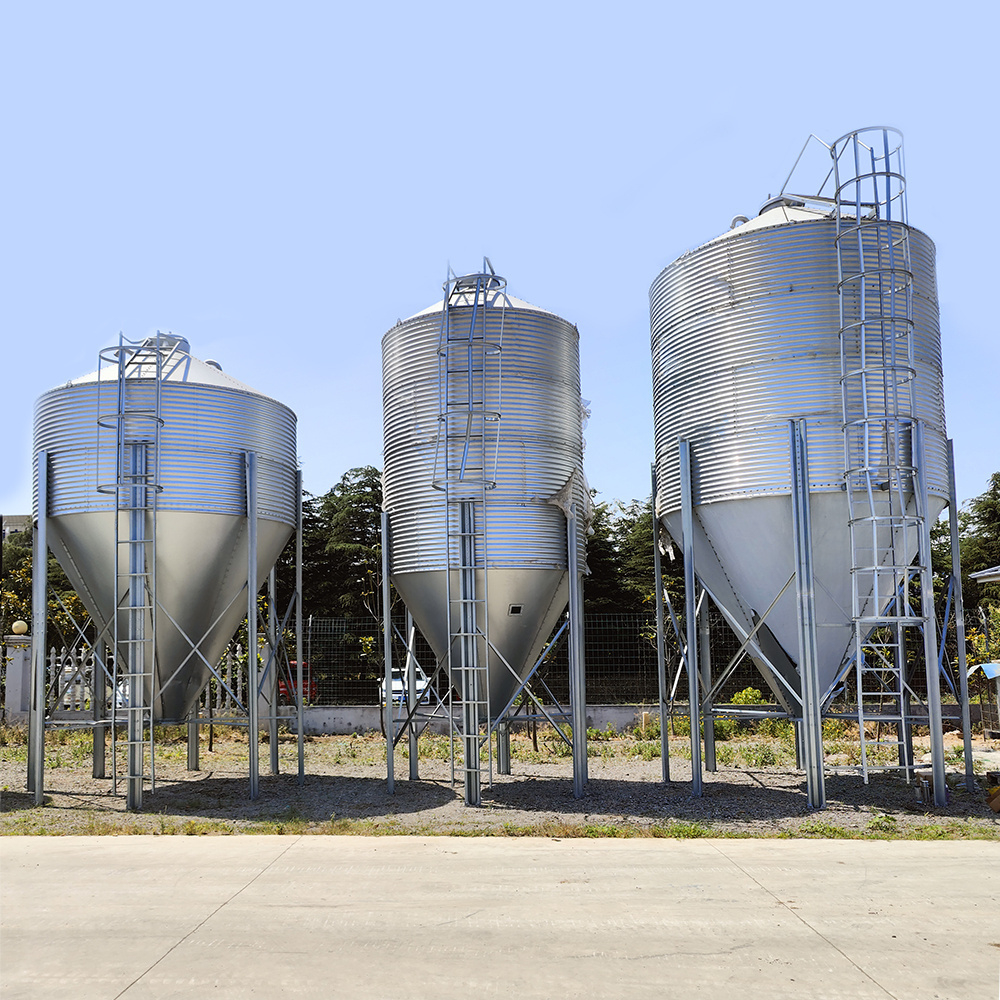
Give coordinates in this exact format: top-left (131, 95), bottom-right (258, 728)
top-left (33, 333), bottom-right (297, 729)
top-left (382, 264), bottom-right (588, 803)
top-left (650, 127), bottom-right (955, 804)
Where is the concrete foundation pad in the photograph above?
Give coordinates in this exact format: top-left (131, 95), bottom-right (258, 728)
top-left (2, 837), bottom-right (998, 999)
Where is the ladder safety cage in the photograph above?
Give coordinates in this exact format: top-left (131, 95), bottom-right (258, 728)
top-left (831, 128), bottom-right (940, 787)
top-left (95, 332), bottom-right (173, 809)
top-left (433, 260), bottom-right (505, 806)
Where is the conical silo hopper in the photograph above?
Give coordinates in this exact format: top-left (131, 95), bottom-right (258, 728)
top-left (33, 334), bottom-right (297, 722)
top-left (649, 202), bottom-right (949, 703)
top-left (382, 273), bottom-right (587, 719)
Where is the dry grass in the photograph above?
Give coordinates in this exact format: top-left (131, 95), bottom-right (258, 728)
top-left (2, 723), bottom-right (998, 840)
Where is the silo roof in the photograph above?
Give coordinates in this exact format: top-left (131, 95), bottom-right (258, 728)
top-left (52, 345), bottom-right (270, 398)
top-left (405, 292), bottom-right (564, 322)
top-left (706, 204), bottom-right (833, 246)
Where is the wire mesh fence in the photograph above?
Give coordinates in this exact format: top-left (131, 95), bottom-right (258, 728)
top-left (7, 608), bottom-right (978, 721)
top-left (303, 610), bottom-right (764, 706)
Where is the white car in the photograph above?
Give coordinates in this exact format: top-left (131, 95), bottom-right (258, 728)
top-left (379, 669), bottom-right (431, 708)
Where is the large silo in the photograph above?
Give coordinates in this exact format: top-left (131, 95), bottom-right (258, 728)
top-left (650, 128), bottom-right (955, 803)
top-left (382, 264), bottom-right (588, 802)
top-left (33, 333), bottom-right (298, 728)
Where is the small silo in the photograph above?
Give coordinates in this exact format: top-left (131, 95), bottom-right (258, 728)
top-left (33, 333), bottom-right (298, 724)
top-left (382, 266), bottom-right (587, 728)
top-left (649, 128), bottom-right (948, 715)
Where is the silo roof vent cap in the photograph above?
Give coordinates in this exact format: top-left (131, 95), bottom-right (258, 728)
top-left (140, 333), bottom-right (190, 355)
top-left (758, 195), bottom-right (805, 215)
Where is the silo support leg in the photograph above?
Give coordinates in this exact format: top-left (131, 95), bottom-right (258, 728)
top-left (267, 568), bottom-right (279, 776)
top-left (497, 721), bottom-right (511, 775)
top-left (947, 440), bottom-right (975, 792)
top-left (381, 511), bottom-right (395, 796)
top-left (895, 625), bottom-right (914, 776)
top-left (246, 452), bottom-right (260, 801)
top-left (295, 469), bottom-right (305, 785)
top-left (28, 454), bottom-right (49, 803)
top-left (187, 712), bottom-right (199, 771)
top-left (679, 439), bottom-right (703, 797)
top-left (651, 465), bottom-right (670, 784)
top-left (700, 596), bottom-right (715, 772)
top-left (568, 502), bottom-right (587, 799)
top-left (790, 420), bottom-right (825, 810)
top-left (915, 425), bottom-right (947, 807)
top-left (406, 613), bottom-right (419, 781)
top-left (93, 638), bottom-right (107, 779)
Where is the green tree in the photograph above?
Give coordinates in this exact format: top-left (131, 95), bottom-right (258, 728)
top-left (1, 530), bottom-right (33, 635)
top-left (962, 472), bottom-right (1000, 608)
top-left (274, 466), bottom-right (387, 621)
top-left (607, 497), bottom-right (684, 613)
top-left (315, 466), bottom-right (385, 620)
top-left (2, 528), bottom-right (92, 645)
top-left (583, 499), bottom-right (627, 613)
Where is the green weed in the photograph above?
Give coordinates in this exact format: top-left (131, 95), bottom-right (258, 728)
top-left (865, 811), bottom-right (899, 834)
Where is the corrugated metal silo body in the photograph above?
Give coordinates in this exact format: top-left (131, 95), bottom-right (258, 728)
top-left (382, 292), bottom-right (586, 715)
top-left (34, 348), bottom-right (297, 722)
top-left (650, 206), bottom-right (948, 699)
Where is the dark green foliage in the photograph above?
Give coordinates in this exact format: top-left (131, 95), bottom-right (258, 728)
top-left (1, 531), bottom-right (33, 635)
top-left (962, 472), bottom-right (1000, 607)
top-left (317, 466), bottom-right (384, 619)
top-left (584, 495), bottom-right (684, 615)
top-left (276, 466), bottom-right (385, 621)
top-left (274, 468), bottom-right (1000, 633)
top-left (611, 498), bottom-right (657, 612)
top-left (2, 527), bottom-right (90, 644)
top-left (582, 500), bottom-right (626, 613)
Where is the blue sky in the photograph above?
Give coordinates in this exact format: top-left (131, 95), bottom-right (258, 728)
top-left (2, 1), bottom-right (996, 518)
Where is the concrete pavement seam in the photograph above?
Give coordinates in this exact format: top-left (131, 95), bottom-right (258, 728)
top-left (707, 842), bottom-right (899, 999)
top-left (110, 836), bottom-right (304, 999)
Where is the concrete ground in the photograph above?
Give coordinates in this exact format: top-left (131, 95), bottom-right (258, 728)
top-left (1, 837), bottom-right (998, 1000)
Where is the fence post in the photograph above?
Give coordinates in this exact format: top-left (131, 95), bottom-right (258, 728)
top-left (3, 634), bottom-right (32, 723)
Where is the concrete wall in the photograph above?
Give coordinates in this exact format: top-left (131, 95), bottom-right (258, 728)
top-left (291, 703), bottom-right (652, 736)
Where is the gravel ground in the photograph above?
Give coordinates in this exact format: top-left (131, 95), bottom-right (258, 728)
top-left (2, 729), bottom-right (999, 838)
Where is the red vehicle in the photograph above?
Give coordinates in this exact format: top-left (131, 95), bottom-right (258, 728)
top-left (278, 661), bottom-right (318, 704)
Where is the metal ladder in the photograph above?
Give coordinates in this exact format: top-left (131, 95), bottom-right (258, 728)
top-left (434, 261), bottom-right (504, 805)
top-left (833, 128), bottom-right (932, 781)
top-left (97, 334), bottom-right (166, 810)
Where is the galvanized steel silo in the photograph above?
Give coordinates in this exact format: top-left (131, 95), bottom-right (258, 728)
top-left (33, 334), bottom-right (298, 722)
top-left (382, 273), bottom-right (587, 717)
top-left (650, 202), bottom-right (948, 699)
